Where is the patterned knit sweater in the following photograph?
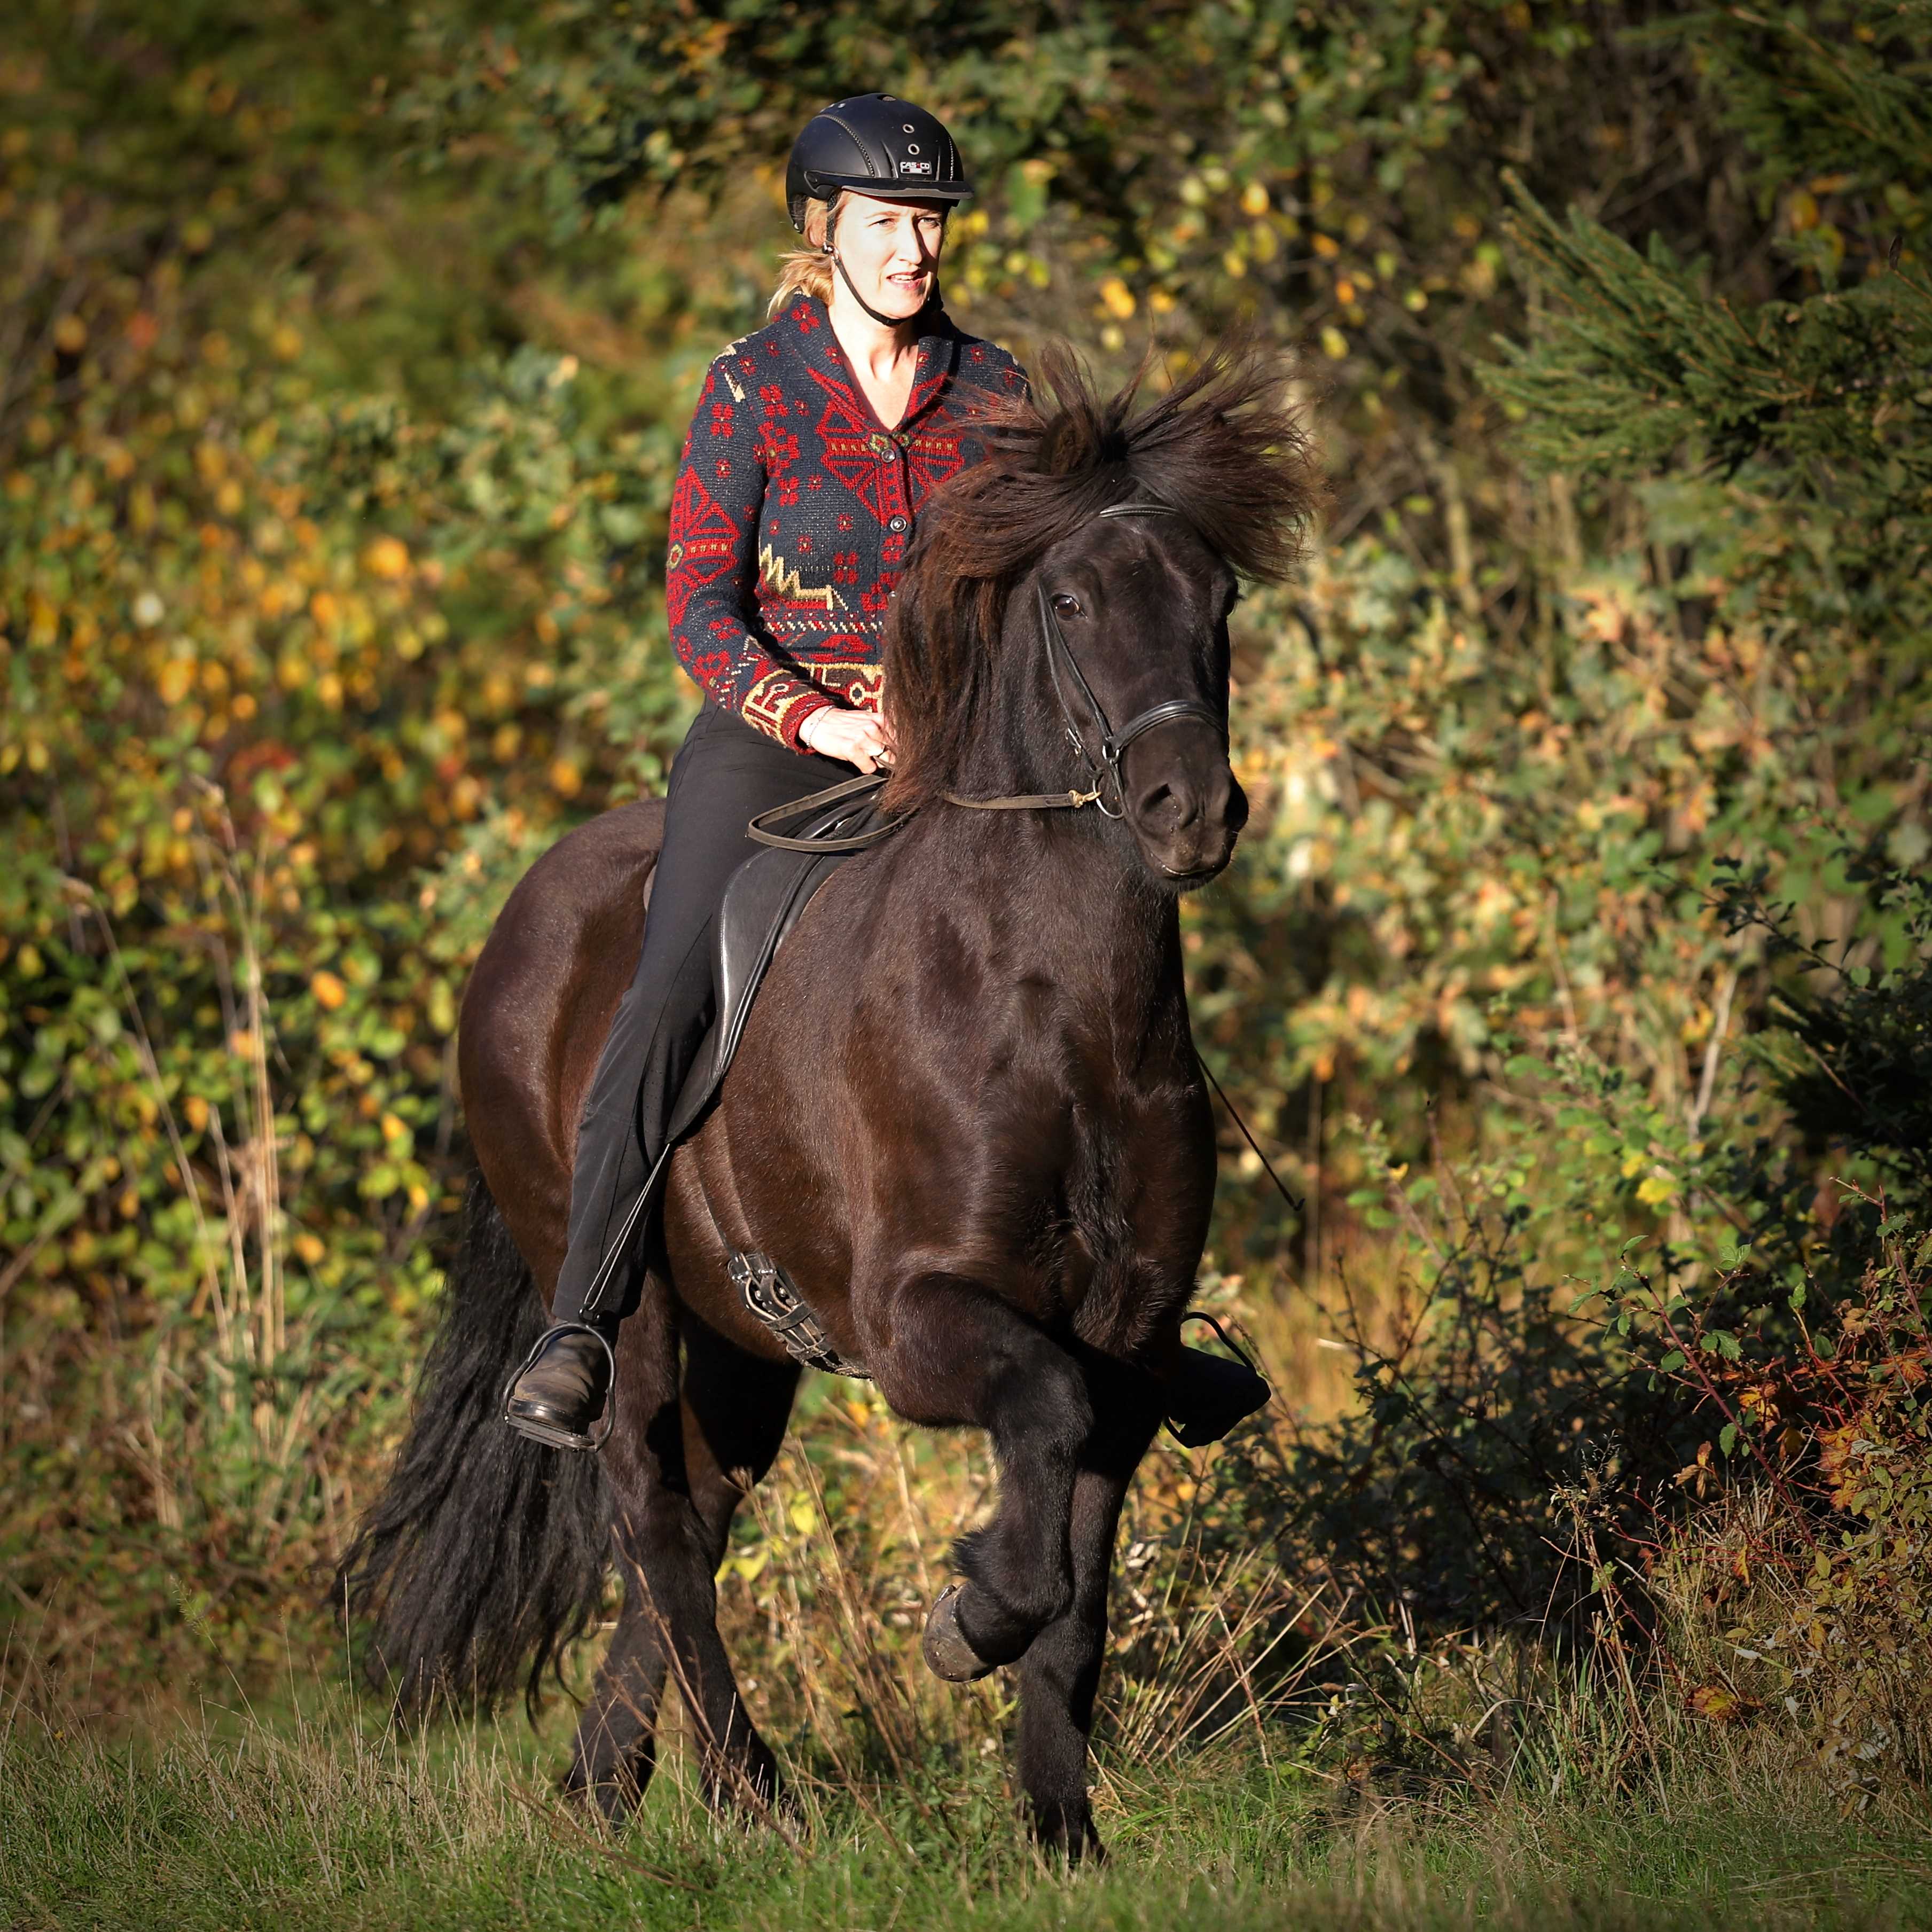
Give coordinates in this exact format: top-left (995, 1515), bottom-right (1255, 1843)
top-left (666, 295), bottom-right (1026, 748)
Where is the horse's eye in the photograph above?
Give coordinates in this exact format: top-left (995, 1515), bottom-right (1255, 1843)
top-left (1051, 593), bottom-right (1083, 618)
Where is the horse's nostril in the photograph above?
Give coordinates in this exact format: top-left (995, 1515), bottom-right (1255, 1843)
top-left (1136, 780), bottom-right (1195, 832)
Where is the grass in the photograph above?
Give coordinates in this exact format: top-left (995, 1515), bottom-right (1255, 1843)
top-left (4, 1664), bottom-right (1930, 1932)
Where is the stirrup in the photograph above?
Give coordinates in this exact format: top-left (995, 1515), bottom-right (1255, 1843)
top-left (501, 1321), bottom-right (618, 1453)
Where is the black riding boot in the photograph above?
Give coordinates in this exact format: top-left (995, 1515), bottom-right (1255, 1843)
top-left (1163, 1321), bottom-right (1272, 1447)
top-left (503, 1323), bottom-right (618, 1452)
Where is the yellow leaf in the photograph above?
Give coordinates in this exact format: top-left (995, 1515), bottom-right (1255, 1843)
top-left (1097, 276), bottom-right (1136, 320)
top-left (1689, 1684), bottom-right (1741, 1723)
top-left (1320, 327), bottom-right (1349, 361)
top-left (310, 970), bottom-right (347, 1010)
top-left (293, 1232), bottom-right (325, 1266)
top-left (361, 536), bottom-right (410, 581)
top-left (1636, 1174), bottom-right (1675, 1206)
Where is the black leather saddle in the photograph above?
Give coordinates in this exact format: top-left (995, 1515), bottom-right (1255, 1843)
top-left (578, 775), bottom-right (896, 1324)
top-left (662, 775), bottom-right (895, 1150)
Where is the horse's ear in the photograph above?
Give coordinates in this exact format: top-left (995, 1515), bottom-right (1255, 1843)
top-left (1036, 410), bottom-right (1086, 478)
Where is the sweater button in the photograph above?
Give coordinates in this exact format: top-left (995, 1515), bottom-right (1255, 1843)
top-left (887, 514), bottom-right (908, 533)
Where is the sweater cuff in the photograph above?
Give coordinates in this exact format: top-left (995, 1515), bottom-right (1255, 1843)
top-left (740, 667), bottom-right (837, 748)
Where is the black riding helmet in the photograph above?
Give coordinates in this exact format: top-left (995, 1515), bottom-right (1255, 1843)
top-left (785, 93), bottom-right (973, 234)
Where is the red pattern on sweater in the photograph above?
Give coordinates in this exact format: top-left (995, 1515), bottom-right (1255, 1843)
top-left (664, 298), bottom-right (1024, 747)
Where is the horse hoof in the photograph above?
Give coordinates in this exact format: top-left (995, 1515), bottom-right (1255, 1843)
top-left (922, 1583), bottom-right (995, 1682)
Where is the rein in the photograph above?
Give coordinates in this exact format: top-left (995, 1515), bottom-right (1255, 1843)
top-left (746, 771), bottom-right (896, 852)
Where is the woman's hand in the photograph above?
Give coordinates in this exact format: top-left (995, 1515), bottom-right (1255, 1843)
top-left (799, 705), bottom-right (896, 774)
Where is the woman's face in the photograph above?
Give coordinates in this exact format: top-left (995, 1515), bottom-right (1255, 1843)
top-left (831, 192), bottom-right (949, 320)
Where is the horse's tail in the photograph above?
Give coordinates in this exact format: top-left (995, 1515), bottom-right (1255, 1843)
top-left (332, 1171), bottom-right (611, 1716)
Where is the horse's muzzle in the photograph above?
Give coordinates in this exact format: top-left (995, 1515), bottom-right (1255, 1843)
top-left (1130, 755), bottom-right (1248, 887)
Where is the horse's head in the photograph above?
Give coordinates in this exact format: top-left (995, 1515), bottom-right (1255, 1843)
top-left (1026, 502), bottom-right (1245, 886)
top-left (883, 338), bottom-right (1318, 890)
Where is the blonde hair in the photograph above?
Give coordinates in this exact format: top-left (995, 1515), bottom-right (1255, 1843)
top-left (768, 193), bottom-right (843, 315)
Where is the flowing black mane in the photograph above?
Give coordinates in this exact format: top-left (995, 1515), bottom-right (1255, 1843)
top-left (882, 339), bottom-right (1319, 813)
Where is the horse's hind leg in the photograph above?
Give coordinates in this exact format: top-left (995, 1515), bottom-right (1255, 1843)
top-left (568, 1281), bottom-right (797, 1823)
top-left (565, 1533), bottom-right (669, 1820)
top-left (563, 1274), bottom-right (677, 1819)
top-left (670, 1318), bottom-right (799, 1813)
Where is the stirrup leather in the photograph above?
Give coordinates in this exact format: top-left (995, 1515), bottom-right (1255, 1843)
top-left (730, 1250), bottom-right (869, 1379)
top-left (501, 1321), bottom-right (618, 1452)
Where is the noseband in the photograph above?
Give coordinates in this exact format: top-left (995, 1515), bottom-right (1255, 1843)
top-left (946, 502), bottom-right (1228, 819)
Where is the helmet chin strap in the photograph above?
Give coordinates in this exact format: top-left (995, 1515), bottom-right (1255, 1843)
top-left (823, 212), bottom-right (936, 330)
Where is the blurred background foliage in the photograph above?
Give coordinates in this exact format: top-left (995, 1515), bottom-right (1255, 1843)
top-left (3, 0), bottom-right (1930, 1788)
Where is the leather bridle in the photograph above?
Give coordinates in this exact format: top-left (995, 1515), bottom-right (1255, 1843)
top-left (945, 501), bottom-right (1227, 820)
top-left (746, 502), bottom-right (1230, 853)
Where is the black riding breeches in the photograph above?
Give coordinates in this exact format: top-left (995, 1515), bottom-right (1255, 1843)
top-left (549, 702), bottom-right (846, 1328)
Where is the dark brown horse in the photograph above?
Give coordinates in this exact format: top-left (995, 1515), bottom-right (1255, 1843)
top-left (337, 343), bottom-right (1316, 1857)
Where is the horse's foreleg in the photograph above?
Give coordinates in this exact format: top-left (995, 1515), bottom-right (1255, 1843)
top-left (1014, 1391), bottom-right (1161, 1860)
top-left (869, 1276), bottom-right (1093, 1670)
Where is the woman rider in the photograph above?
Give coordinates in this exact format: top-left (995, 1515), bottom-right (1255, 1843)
top-left (503, 94), bottom-right (1027, 1450)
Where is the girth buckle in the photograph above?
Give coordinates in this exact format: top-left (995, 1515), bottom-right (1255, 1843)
top-left (729, 1249), bottom-right (870, 1379)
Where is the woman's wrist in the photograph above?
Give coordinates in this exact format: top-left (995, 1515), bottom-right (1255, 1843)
top-left (795, 702), bottom-right (838, 753)
top-left (797, 702), bottom-right (894, 774)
